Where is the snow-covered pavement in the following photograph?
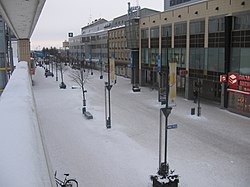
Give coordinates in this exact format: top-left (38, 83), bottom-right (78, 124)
top-left (33, 66), bottom-right (250, 187)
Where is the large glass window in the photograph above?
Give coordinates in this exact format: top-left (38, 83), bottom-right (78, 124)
top-left (190, 20), bottom-right (205, 35)
top-left (208, 17), bottom-right (225, 33)
top-left (149, 48), bottom-right (159, 65)
top-left (141, 28), bottom-right (149, 39)
top-left (240, 48), bottom-right (250, 74)
top-left (189, 48), bottom-right (205, 70)
top-left (170, 0), bottom-right (191, 6)
top-left (233, 13), bottom-right (250, 30)
top-left (161, 48), bottom-right (174, 66)
top-left (141, 48), bottom-right (149, 64)
top-left (207, 48), bottom-right (224, 72)
top-left (174, 48), bottom-right (186, 68)
top-left (174, 22), bottom-right (187, 36)
top-left (150, 27), bottom-right (159, 38)
top-left (231, 48), bottom-right (250, 74)
top-left (162, 25), bottom-right (172, 37)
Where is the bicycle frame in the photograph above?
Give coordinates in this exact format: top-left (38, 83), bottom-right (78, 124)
top-left (54, 171), bottom-right (78, 187)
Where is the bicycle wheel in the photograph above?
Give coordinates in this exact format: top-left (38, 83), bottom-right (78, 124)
top-left (65, 179), bottom-right (78, 187)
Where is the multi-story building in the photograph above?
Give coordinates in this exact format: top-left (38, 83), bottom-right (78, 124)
top-left (69, 0), bottom-right (250, 117)
top-left (69, 7), bottom-right (158, 79)
top-left (141, 0), bottom-right (250, 116)
top-left (69, 18), bottom-right (111, 71)
top-left (108, 7), bottom-right (159, 79)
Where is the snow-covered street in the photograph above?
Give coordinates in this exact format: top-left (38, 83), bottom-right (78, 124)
top-left (33, 66), bottom-right (250, 187)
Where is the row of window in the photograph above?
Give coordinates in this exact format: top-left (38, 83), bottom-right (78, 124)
top-left (141, 46), bottom-right (250, 75)
top-left (81, 34), bottom-right (107, 43)
top-left (109, 41), bottom-right (127, 49)
top-left (141, 12), bottom-right (250, 40)
top-left (109, 30), bottom-right (126, 39)
top-left (170, 0), bottom-right (191, 6)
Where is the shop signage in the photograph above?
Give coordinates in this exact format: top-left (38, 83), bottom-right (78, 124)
top-left (228, 73), bottom-right (238, 89)
top-left (228, 72), bottom-right (250, 92)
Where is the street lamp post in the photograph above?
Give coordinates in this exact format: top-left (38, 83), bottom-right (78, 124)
top-left (151, 31), bottom-right (179, 187)
top-left (196, 79), bottom-right (202, 116)
top-left (99, 48), bottom-right (103, 79)
top-left (55, 59), bottom-right (58, 81)
top-left (105, 37), bottom-right (112, 129)
top-left (80, 59), bottom-right (87, 114)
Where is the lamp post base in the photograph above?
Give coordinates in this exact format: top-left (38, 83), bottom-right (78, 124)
top-left (132, 85), bottom-right (141, 92)
top-left (106, 118), bottom-right (111, 129)
top-left (59, 82), bottom-right (66, 89)
top-left (151, 174), bottom-right (179, 187)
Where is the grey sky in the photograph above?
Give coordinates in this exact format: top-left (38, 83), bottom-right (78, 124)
top-left (30, 0), bottom-right (163, 50)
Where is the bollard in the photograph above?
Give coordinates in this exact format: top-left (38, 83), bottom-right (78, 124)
top-left (191, 108), bottom-right (195, 115)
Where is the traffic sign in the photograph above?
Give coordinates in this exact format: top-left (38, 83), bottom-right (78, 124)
top-left (167, 124), bottom-right (177, 129)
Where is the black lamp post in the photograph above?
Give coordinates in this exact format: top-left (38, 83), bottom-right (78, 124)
top-left (105, 37), bottom-right (112, 129)
top-left (196, 79), bottom-right (202, 116)
top-left (80, 59), bottom-right (87, 114)
top-left (99, 48), bottom-right (103, 79)
top-left (55, 59), bottom-right (58, 81)
top-left (151, 31), bottom-right (179, 187)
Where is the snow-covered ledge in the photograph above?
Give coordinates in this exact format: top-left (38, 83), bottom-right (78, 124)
top-left (0, 62), bottom-right (55, 187)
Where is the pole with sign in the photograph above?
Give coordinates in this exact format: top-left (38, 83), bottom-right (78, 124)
top-left (151, 31), bottom-right (179, 186)
top-left (220, 74), bottom-right (227, 108)
top-left (105, 38), bottom-right (112, 129)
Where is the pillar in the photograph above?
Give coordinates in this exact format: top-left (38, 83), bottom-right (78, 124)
top-left (224, 15), bottom-right (233, 108)
top-left (18, 39), bottom-right (31, 70)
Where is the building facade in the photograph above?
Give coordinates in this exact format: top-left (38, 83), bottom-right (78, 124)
top-left (69, 19), bottom-right (111, 71)
top-left (141, 0), bottom-right (250, 116)
top-left (69, 8), bottom-right (158, 78)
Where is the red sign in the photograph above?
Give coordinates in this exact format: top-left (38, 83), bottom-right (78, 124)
top-left (239, 81), bottom-right (250, 87)
top-left (220, 74), bottom-right (227, 83)
top-left (228, 73), bottom-right (239, 89)
top-left (228, 72), bottom-right (250, 93)
top-left (179, 70), bottom-right (188, 77)
top-left (238, 75), bottom-right (250, 81)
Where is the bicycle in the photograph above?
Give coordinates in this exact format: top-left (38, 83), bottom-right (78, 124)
top-left (54, 171), bottom-right (78, 187)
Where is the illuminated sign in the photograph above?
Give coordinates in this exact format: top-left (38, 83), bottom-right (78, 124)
top-left (68, 32), bottom-right (73, 37)
top-left (220, 74), bottom-right (227, 83)
top-left (228, 73), bottom-right (239, 89)
top-left (228, 72), bottom-right (250, 93)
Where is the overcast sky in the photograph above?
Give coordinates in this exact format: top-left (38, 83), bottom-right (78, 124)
top-left (30, 0), bottom-right (163, 50)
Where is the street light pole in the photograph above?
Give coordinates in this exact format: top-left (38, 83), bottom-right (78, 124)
top-left (100, 48), bottom-right (103, 79)
top-left (55, 59), bottom-right (58, 81)
top-left (151, 31), bottom-right (179, 187)
top-left (81, 60), bottom-right (87, 114)
top-left (105, 36), bottom-right (112, 129)
top-left (197, 79), bottom-right (201, 116)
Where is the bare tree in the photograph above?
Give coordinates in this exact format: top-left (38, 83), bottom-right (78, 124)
top-left (69, 64), bottom-right (90, 114)
top-left (58, 56), bottom-right (68, 89)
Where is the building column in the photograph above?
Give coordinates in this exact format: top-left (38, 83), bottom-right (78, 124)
top-left (185, 20), bottom-right (191, 99)
top-left (18, 38), bottom-right (30, 64)
top-left (223, 15), bottom-right (233, 108)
